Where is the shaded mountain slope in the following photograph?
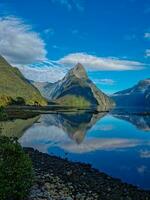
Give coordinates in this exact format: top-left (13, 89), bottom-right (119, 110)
top-left (112, 78), bottom-right (150, 108)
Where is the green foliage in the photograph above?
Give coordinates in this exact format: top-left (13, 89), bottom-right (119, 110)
top-left (0, 137), bottom-right (34, 200)
top-left (15, 97), bottom-right (26, 105)
top-left (0, 106), bottom-right (8, 121)
top-left (57, 95), bottom-right (91, 107)
top-left (0, 96), bottom-right (13, 107)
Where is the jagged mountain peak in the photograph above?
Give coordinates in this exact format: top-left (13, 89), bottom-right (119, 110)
top-left (33, 63), bottom-right (114, 110)
top-left (67, 63), bottom-right (88, 79)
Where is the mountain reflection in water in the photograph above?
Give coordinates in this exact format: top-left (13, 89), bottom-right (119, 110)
top-left (112, 114), bottom-right (150, 131)
top-left (39, 111), bottom-right (107, 144)
top-left (7, 110), bottom-right (150, 189)
top-left (0, 115), bottom-right (40, 138)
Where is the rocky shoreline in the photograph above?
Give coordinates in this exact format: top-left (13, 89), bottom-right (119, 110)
top-left (24, 148), bottom-right (150, 200)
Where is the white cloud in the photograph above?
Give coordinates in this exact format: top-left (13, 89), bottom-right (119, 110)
top-left (71, 29), bottom-right (79, 35)
top-left (93, 79), bottom-right (115, 85)
top-left (93, 124), bottom-right (114, 131)
top-left (58, 53), bottom-right (145, 71)
top-left (146, 49), bottom-right (150, 57)
top-left (0, 16), bottom-right (47, 65)
top-left (60, 138), bottom-right (140, 154)
top-left (19, 60), bottom-right (66, 82)
top-left (73, 0), bottom-right (84, 12)
top-left (137, 165), bottom-right (147, 174)
top-left (0, 16), bottom-right (145, 82)
top-left (18, 52), bottom-right (146, 82)
top-left (124, 34), bottom-right (136, 41)
top-left (140, 150), bottom-right (150, 158)
top-left (144, 32), bottom-right (150, 39)
top-left (52, 0), bottom-right (72, 10)
top-left (51, 0), bottom-right (84, 11)
top-left (43, 28), bottom-right (55, 36)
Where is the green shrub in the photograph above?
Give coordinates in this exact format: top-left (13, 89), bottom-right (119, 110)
top-left (0, 106), bottom-right (8, 121)
top-left (15, 97), bottom-right (26, 105)
top-left (0, 137), bottom-right (34, 200)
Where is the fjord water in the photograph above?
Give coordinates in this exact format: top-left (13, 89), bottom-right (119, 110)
top-left (8, 110), bottom-right (150, 189)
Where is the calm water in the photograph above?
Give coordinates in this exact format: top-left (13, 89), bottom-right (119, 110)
top-left (3, 111), bottom-right (150, 189)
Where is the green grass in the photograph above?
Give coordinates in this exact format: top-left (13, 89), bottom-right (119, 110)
top-left (56, 95), bottom-right (91, 107)
top-left (0, 56), bottom-right (47, 106)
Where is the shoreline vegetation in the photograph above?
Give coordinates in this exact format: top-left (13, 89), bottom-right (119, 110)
top-left (2, 105), bottom-right (150, 120)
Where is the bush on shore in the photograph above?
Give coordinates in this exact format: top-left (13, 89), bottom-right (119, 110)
top-left (0, 136), bottom-right (34, 200)
top-left (0, 106), bottom-right (8, 121)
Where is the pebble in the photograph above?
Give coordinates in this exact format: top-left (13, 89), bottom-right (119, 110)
top-left (25, 148), bottom-right (150, 200)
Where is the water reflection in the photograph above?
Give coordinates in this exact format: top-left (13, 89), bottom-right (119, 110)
top-left (18, 111), bottom-right (150, 189)
top-left (40, 111), bottom-right (107, 144)
top-left (19, 112), bottom-right (150, 153)
top-left (19, 111), bottom-right (107, 151)
top-left (112, 114), bottom-right (150, 131)
top-left (0, 116), bottom-right (40, 138)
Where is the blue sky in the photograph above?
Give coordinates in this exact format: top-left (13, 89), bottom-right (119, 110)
top-left (0, 0), bottom-right (150, 94)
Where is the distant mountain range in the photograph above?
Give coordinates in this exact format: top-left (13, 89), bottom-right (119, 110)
top-left (112, 79), bottom-right (150, 108)
top-left (33, 63), bottom-right (115, 110)
top-left (0, 55), bottom-right (47, 106)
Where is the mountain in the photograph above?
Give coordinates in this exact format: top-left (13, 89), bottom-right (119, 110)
top-left (0, 55), bottom-right (47, 106)
top-left (112, 78), bottom-right (150, 108)
top-left (33, 63), bottom-right (115, 110)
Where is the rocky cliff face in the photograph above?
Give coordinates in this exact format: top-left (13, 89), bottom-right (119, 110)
top-left (34, 63), bottom-right (115, 110)
top-left (112, 78), bottom-right (150, 108)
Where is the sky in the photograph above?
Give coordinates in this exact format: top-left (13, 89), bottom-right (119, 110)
top-left (0, 0), bottom-right (150, 94)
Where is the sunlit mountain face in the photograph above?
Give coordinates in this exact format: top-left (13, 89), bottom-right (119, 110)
top-left (8, 111), bottom-right (148, 190)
